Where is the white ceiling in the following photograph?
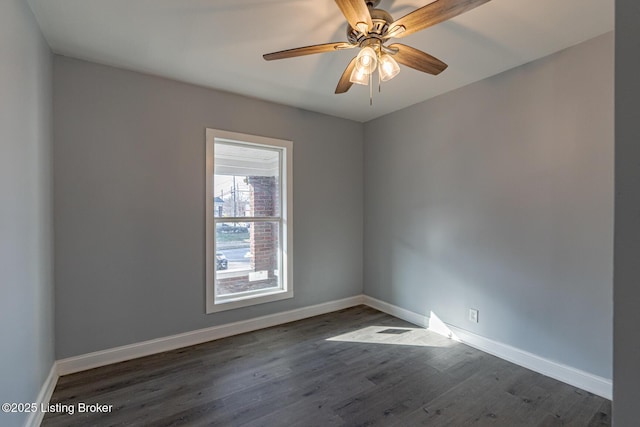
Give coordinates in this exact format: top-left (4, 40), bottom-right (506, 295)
top-left (27, 0), bottom-right (613, 122)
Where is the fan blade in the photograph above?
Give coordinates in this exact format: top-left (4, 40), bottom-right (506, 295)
top-left (387, 0), bottom-right (491, 39)
top-left (335, 56), bottom-right (358, 94)
top-left (264, 42), bottom-right (354, 61)
top-left (335, 0), bottom-right (373, 33)
top-left (389, 43), bottom-right (448, 75)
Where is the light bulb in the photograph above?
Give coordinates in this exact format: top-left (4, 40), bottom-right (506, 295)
top-left (355, 46), bottom-right (377, 74)
top-left (349, 66), bottom-right (369, 85)
top-left (378, 53), bottom-right (400, 82)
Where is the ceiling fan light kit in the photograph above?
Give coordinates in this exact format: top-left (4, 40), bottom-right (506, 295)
top-left (355, 45), bottom-right (378, 74)
top-left (263, 0), bottom-right (492, 102)
top-left (378, 53), bottom-right (400, 81)
top-left (349, 66), bottom-right (370, 85)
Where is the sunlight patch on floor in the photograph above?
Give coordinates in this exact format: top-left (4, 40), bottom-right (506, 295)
top-left (428, 311), bottom-right (461, 342)
top-left (326, 325), bottom-right (455, 348)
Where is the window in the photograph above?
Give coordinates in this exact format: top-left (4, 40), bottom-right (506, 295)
top-left (206, 129), bottom-right (293, 313)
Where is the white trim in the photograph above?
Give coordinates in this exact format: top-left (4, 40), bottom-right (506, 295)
top-left (361, 296), bottom-right (612, 400)
top-left (205, 128), bottom-right (215, 313)
top-left (56, 295), bottom-right (363, 376)
top-left (362, 295), bottom-right (429, 328)
top-left (24, 364), bottom-right (58, 427)
top-left (444, 322), bottom-right (612, 400)
top-left (205, 128), bottom-right (294, 313)
top-left (53, 295), bottom-right (610, 402)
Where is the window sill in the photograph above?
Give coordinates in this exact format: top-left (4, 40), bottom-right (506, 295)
top-left (206, 288), bottom-right (293, 313)
top-left (216, 267), bottom-right (252, 280)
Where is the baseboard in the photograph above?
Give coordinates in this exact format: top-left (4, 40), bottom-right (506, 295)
top-left (56, 295), bottom-right (364, 376)
top-left (54, 294), bottom-right (611, 401)
top-left (362, 295), bottom-right (429, 328)
top-left (361, 296), bottom-right (612, 400)
top-left (443, 322), bottom-right (612, 400)
top-left (23, 363), bottom-right (58, 427)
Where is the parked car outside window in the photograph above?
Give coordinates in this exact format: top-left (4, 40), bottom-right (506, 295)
top-left (216, 252), bottom-right (228, 270)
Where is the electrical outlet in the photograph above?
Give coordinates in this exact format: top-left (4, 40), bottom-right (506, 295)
top-left (469, 308), bottom-right (479, 323)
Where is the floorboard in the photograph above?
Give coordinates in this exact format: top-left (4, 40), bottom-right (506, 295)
top-left (42, 306), bottom-right (610, 426)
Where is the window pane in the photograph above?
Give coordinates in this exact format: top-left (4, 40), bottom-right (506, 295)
top-left (214, 143), bottom-right (280, 218)
top-left (215, 221), bottom-right (281, 297)
top-left (215, 221), bottom-right (250, 271)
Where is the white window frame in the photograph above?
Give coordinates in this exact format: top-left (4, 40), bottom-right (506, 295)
top-left (206, 128), bottom-right (293, 313)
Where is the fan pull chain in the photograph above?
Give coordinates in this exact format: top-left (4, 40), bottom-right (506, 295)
top-left (369, 69), bottom-right (373, 106)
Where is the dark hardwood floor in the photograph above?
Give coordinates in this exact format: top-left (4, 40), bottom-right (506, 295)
top-left (42, 306), bottom-right (610, 426)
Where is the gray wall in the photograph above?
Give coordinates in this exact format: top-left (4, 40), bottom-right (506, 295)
top-left (614, 0), bottom-right (640, 424)
top-left (363, 33), bottom-right (613, 378)
top-left (0, 0), bottom-right (54, 426)
top-left (53, 57), bottom-right (363, 358)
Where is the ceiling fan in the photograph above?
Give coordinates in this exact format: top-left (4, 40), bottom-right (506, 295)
top-left (263, 0), bottom-right (492, 96)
